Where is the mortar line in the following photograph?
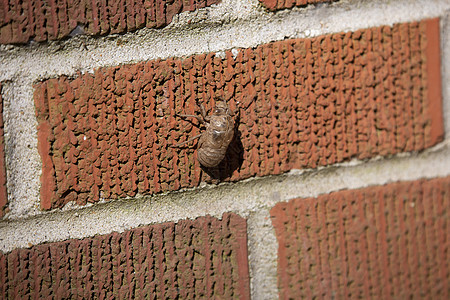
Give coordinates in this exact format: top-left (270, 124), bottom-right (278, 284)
top-left (0, 0), bottom-right (449, 82)
top-left (246, 208), bottom-right (279, 300)
top-left (1, 143), bottom-right (450, 253)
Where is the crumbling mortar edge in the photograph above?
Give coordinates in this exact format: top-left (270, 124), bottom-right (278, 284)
top-left (1, 0), bottom-right (449, 82)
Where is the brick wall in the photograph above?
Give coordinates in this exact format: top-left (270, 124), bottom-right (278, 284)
top-left (1, 0), bottom-right (449, 298)
top-left (34, 19), bottom-right (443, 210)
top-left (271, 177), bottom-right (450, 299)
top-left (0, 213), bottom-right (250, 299)
top-left (0, 0), bottom-right (221, 44)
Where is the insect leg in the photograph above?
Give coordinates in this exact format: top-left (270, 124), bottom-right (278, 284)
top-left (176, 114), bottom-right (205, 124)
top-left (199, 103), bottom-right (208, 121)
top-left (232, 106), bottom-right (241, 117)
top-left (171, 133), bottom-right (203, 148)
top-left (193, 99), bottom-right (210, 123)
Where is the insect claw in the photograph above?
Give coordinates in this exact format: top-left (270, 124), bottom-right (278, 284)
top-left (171, 133), bottom-right (203, 148)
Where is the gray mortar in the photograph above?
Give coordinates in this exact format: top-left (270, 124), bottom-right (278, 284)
top-left (1, 80), bottom-right (42, 217)
top-left (1, 143), bottom-right (450, 253)
top-left (1, 143), bottom-right (450, 293)
top-left (443, 13), bottom-right (450, 139)
top-left (1, 0), bottom-right (449, 81)
top-left (247, 209), bottom-right (279, 300)
top-left (1, 144), bottom-right (450, 295)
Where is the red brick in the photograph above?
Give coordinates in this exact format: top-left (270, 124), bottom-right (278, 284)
top-left (0, 0), bottom-right (221, 44)
top-left (34, 19), bottom-right (444, 209)
top-left (259, 0), bottom-right (335, 11)
top-left (270, 176), bottom-right (450, 299)
top-left (425, 18), bottom-right (444, 145)
top-left (0, 213), bottom-right (250, 299)
top-left (0, 84), bottom-right (7, 218)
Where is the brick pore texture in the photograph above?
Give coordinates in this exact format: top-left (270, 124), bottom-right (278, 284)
top-left (34, 19), bottom-right (444, 210)
top-left (0, 213), bottom-right (250, 299)
top-left (260, 0), bottom-right (335, 12)
top-left (0, 84), bottom-right (7, 218)
top-left (0, 0), bottom-right (221, 44)
top-left (270, 176), bottom-right (450, 299)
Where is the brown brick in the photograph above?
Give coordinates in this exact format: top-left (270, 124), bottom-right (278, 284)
top-left (425, 18), bottom-right (444, 145)
top-left (270, 176), bottom-right (450, 299)
top-left (34, 19), bottom-right (444, 209)
top-left (259, 0), bottom-right (335, 11)
top-left (0, 0), bottom-right (221, 44)
top-left (0, 84), bottom-right (7, 218)
top-left (0, 213), bottom-right (250, 299)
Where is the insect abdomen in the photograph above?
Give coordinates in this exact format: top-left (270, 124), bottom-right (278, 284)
top-left (197, 147), bottom-right (227, 168)
top-left (197, 122), bottom-right (234, 168)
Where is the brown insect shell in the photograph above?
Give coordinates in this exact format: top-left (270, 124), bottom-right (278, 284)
top-left (197, 102), bottom-right (235, 168)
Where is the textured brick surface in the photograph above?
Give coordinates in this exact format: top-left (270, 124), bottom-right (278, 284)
top-left (34, 19), bottom-right (443, 209)
top-left (0, 84), bottom-right (7, 218)
top-left (270, 176), bottom-right (450, 299)
top-left (260, 0), bottom-right (335, 11)
top-left (0, 0), bottom-right (221, 44)
top-left (0, 213), bottom-right (250, 299)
